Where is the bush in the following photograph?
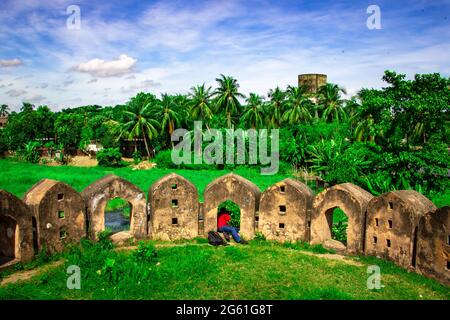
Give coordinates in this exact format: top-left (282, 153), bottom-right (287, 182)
top-left (97, 147), bottom-right (123, 167)
top-left (132, 242), bottom-right (158, 263)
top-left (132, 150), bottom-right (142, 164)
top-left (18, 141), bottom-right (40, 163)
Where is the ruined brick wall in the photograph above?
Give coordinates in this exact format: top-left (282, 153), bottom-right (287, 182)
top-left (0, 190), bottom-right (34, 270)
top-left (24, 179), bottom-right (86, 254)
top-left (82, 175), bottom-right (147, 240)
top-left (416, 206), bottom-right (449, 286)
top-left (0, 173), bottom-right (448, 286)
top-left (149, 173), bottom-right (199, 240)
top-left (365, 190), bottom-right (436, 270)
top-left (203, 173), bottom-right (261, 239)
top-left (311, 183), bottom-right (373, 255)
top-left (259, 179), bottom-right (314, 242)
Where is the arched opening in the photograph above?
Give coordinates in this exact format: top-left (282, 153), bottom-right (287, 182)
top-left (217, 200), bottom-right (241, 229)
top-left (326, 207), bottom-right (348, 248)
top-left (0, 215), bottom-right (17, 265)
top-left (104, 198), bottom-right (131, 234)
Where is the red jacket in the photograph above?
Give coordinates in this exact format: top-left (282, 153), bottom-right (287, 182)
top-left (217, 213), bottom-right (231, 229)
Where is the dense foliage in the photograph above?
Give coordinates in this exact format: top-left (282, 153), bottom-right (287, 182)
top-left (0, 71), bottom-right (448, 199)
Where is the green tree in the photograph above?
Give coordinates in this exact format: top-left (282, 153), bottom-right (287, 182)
top-left (0, 104), bottom-right (9, 117)
top-left (267, 87), bottom-right (286, 128)
top-left (123, 92), bottom-right (159, 158)
top-left (282, 85), bottom-right (312, 124)
top-left (214, 74), bottom-right (245, 128)
top-left (189, 84), bottom-right (213, 127)
top-left (317, 83), bottom-right (347, 122)
top-left (154, 94), bottom-right (181, 147)
top-left (241, 93), bottom-right (265, 129)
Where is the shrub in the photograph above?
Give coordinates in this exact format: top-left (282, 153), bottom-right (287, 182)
top-left (132, 150), bottom-right (142, 164)
top-left (97, 147), bottom-right (123, 167)
top-left (132, 242), bottom-right (158, 263)
top-left (18, 141), bottom-right (40, 163)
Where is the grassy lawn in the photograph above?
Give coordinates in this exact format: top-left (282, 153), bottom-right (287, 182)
top-left (0, 239), bottom-right (448, 300)
top-left (0, 158), bottom-right (294, 201)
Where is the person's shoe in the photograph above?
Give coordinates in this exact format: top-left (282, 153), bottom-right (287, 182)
top-left (223, 232), bottom-right (231, 242)
top-left (239, 239), bottom-right (249, 245)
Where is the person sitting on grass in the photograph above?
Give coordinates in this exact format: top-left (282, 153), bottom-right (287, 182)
top-left (217, 207), bottom-right (248, 244)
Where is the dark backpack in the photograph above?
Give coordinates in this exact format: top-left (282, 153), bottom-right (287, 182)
top-left (207, 231), bottom-right (226, 246)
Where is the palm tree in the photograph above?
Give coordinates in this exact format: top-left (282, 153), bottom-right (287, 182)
top-left (317, 83), bottom-right (347, 122)
top-left (214, 74), bottom-right (245, 128)
top-left (282, 85), bottom-right (312, 124)
top-left (350, 91), bottom-right (383, 142)
top-left (189, 84), bottom-right (213, 127)
top-left (267, 87), bottom-right (286, 127)
top-left (0, 104), bottom-right (10, 117)
top-left (242, 93), bottom-right (265, 129)
top-left (154, 94), bottom-right (181, 145)
top-left (123, 93), bottom-right (159, 158)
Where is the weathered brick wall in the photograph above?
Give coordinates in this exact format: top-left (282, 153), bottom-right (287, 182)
top-left (0, 173), bottom-right (448, 286)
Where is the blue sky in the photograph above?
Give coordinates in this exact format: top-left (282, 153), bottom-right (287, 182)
top-left (0, 0), bottom-right (449, 111)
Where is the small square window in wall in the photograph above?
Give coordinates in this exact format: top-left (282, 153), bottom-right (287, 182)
top-left (388, 220), bottom-right (393, 229)
top-left (279, 223), bottom-right (285, 229)
top-left (447, 260), bottom-right (450, 270)
top-left (57, 193), bottom-right (64, 201)
top-left (172, 218), bottom-right (178, 225)
top-left (280, 185), bottom-right (285, 193)
top-left (375, 218), bottom-right (379, 227)
top-left (171, 199), bottom-right (178, 207)
top-left (171, 183), bottom-right (177, 190)
top-left (59, 229), bottom-right (67, 239)
top-left (388, 202), bottom-right (394, 210)
top-left (373, 236), bottom-right (378, 244)
top-left (255, 216), bottom-right (259, 222)
top-left (279, 205), bottom-right (286, 214)
top-left (386, 239), bottom-right (391, 248)
top-left (58, 211), bottom-right (65, 219)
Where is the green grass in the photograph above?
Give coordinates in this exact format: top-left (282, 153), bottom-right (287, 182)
top-left (0, 239), bottom-right (448, 300)
top-left (0, 158), bottom-right (293, 201)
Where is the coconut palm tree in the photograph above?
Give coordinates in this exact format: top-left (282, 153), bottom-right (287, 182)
top-left (242, 93), bottom-right (265, 129)
top-left (317, 83), bottom-right (347, 122)
top-left (123, 93), bottom-right (159, 158)
top-left (189, 84), bottom-right (213, 127)
top-left (0, 104), bottom-right (10, 117)
top-left (214, 74), bottom-right (245, 128)
top-left (153, 94), bottom-right (181, 146)
top-left (266, 87), bottom-right (286, 128)
top-left (282, 85), bottom-right (312, 124)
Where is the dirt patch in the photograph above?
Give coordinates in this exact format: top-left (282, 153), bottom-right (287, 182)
top-left (0, 260), bottom-right (64, 287)
top-left (68, 156), bottom-right (98, 167)
top-left (131, 160), bottom-right (157, 170)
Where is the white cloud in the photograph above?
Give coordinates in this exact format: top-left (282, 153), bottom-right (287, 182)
top-left (0, 58), bottom-right (22, 67)
top-left (6, 89), bottom-right (27, 97)
top-left (26, 93), bottom-right (46, 103)
top-left (72, 54), bottom-right (137, 77)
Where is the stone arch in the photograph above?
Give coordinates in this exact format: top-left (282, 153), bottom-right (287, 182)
top-left (0, 190), bottom-right (34, 269)
top-left (416, 206), bottom-right (449, 286)
top-left (365, 190), bottom-right (436, 269)
top-left (311, 183), bottom-right (373, 254)
top-left (203, 173), bottom-right (260, 239)
top-left (82, 175), bottom-right (147, 240)
top-left (259, 179), bottom-right (314, 242)
top-left (149, 173), bottom-right (199, 240)
top-left (24, 179), bottom-right (86, 254)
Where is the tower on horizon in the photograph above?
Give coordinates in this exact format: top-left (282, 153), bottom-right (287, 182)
top-left (298, 74), bottom-right (327, 94)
